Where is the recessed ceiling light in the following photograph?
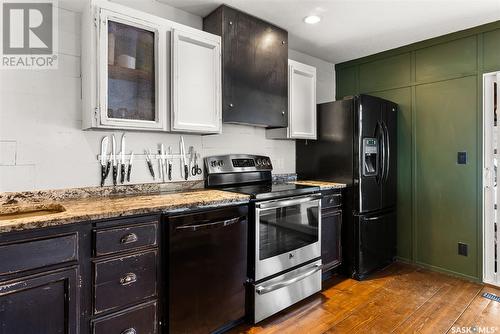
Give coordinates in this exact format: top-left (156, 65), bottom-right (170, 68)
top-left (304, 15), bottom-right (321, 24)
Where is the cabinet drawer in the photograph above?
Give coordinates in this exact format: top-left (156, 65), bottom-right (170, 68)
top-left (94, 222), bottom-right (158, 256)
top-left (92, 301), bottom-right (157, 334)
top-left (93, 250), bottom-right (157, 314)
top-left (322, 193), bottom-right (342, 209)
top-left (0, 233), bottom-right (78, 276)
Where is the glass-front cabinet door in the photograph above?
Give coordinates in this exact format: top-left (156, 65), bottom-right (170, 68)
top-left (98, 9), bottom-right (166, 130)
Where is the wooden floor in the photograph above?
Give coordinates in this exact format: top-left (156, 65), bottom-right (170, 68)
top-left (231, 262), bottom-right (500, 334)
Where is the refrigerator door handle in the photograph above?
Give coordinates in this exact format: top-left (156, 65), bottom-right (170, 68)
top-left (382, 121), bottom-right (390, 182)
top-left (377, 121), bottom-right (386, 183)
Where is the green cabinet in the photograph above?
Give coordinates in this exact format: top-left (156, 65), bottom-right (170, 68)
top-left (483, 29), bottom-right (500, 72)
top-left (415, 76), bottom-right (477, 278)
top-left (415, 36), bottom-right (477, 82)
top-left (359, 53), bottom-right (411, 92)
top-left (335, 66), bottom-right (358, 98)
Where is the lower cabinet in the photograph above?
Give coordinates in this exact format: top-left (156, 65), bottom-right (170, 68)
top-left (322, 209), bottom-right (342, 270)
top-left (0, 206), bottom-right (253, 333)
top-left (90, 215), bottom-right (160, 334)
top-left (91, 301), bottom-right (157, 334)
top-left (321, 190), bottom-right (343, 276)
top-left (0, 267), bottom-right (79, 334)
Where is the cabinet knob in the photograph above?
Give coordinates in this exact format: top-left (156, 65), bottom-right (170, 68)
top-left (229, 103), bottom-right (234, 108)
top-left (281, 111), bottom-right (285, 115)
top-left (120, 272), bottom-right (137, 286)
top-left (121, 328), bottom-right (137, 334)
top-left (120, 232), bottom-right (138, 244)
top-left (229, 21), bottom-right (233, 25)
top-left (282, 40), bottom-right (286, 45)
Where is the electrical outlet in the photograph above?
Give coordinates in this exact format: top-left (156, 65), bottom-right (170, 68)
top-left (457, 151), bottom-right (467, 165)
top-left (458, 242), bottom-right (468, 256)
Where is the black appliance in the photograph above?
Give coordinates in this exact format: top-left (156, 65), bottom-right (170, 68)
top-left (205, 154), bottom-right (322, 323)
top-left (296, 94), bottom-right (398, 280)
top-left (166, 205), bottom-right (248, 334)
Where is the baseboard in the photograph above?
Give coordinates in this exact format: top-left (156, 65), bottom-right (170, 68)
top-left (414, 261), bottom-right (481, 283)
top-left (395, 256), bottom-right (412, 264)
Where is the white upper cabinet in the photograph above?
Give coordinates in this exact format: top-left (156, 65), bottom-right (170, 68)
top-left (171, 29), bottom-right (222, 133)
top-left (81, 0), bottom-right (222, 133)
top-left (266, 59), bottom-right (317, 140)
top-left (97, 9), bottom-right (166, 130)
top-left (289, 60), bottom-right (317, 139)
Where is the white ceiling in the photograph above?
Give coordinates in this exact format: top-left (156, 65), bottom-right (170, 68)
top-left (157, 0), bottom-right (500, 64)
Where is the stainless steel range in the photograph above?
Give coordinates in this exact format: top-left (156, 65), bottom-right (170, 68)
top-left (205, 154), bottom-right (322, 323)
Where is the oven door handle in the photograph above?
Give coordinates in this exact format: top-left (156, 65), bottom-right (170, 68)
top-left (255, 195), bottom-right (321, 210)
top-left (255, 264), bottom-right (321, 295)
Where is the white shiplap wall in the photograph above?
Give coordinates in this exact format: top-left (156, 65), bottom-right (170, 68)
top-left (0, 0), bottom-right (335, 192)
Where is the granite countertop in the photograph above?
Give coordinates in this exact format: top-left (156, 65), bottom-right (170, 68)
top-left (0, 189), bottom-right (250, 233)
top-left (292, 180), bottom-right (347, 190)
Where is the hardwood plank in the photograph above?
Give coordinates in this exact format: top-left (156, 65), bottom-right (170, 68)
top-left (326, 269), bottom-right (450, 333)
top-left (448, 286), bottom-right (500, 332)
top-left (392, 278), bottom-right (482, 334)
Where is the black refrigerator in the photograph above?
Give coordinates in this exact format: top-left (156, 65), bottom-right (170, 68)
top-left (296, 94), bottom-right (397, 280)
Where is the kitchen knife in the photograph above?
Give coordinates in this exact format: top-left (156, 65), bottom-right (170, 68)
top-left (167, 146), bottom-right (173, 181)
top-left (120, 134), bottom-right (126, 184)
top-left (100, 136), bottom-right (109, 187)
top-left (180, 136), bottom-right (188, 180)
top-left (145, 149), bottom-right (155, 179)
top-left (160, 144), bottom-right (166, 182)
top-left (127, 152), bottom-right (134, 182)
top-left (188, 146), bottom-right (195, 176)
top-left (104, 153), bottom-right (111, 180)
top-left (112, 135), bottom-right (118, 186)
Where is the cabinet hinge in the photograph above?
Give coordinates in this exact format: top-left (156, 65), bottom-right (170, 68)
top-left (78, 275), bottom-right (83, 288)
top-left (94, 107), bottom-right (99, 121)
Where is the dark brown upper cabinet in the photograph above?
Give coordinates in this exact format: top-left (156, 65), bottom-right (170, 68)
top-left (204, 5), bottom-right (288, 128)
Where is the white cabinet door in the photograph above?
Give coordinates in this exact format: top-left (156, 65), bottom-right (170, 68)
top-left (171, 28), bottom-right (221, 133)
top-left (288, 60), bottom-right (317, 139)
top-left (97, 9), bottom-right (167, 130)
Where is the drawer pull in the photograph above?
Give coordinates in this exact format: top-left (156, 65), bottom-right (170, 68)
top-left (120, 233), bottom-right (138, 244)
top-left (121, 328), bottom-right (137, 334)
top-left (119, 273), bottom-right (137, 286)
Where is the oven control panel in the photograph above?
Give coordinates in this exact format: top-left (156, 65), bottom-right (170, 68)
top-left (205, 154), bottom-right (273, 174)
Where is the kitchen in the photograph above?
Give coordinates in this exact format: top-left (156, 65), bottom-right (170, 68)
top-left (0, 0), bottom-right (499, 333)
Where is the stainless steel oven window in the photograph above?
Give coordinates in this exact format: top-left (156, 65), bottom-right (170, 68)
top-left (255, 195), bottom-right (321, 281)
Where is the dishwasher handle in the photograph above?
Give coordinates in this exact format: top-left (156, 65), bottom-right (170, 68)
top-left (175, 216), bottom-right (245, 232)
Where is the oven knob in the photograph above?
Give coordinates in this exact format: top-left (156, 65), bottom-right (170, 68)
top-left (217, 160), bottom-right (224, 166)
top-left (256, 159), bottom-right (262, 166)
top-left (210, 161), bottom-right (217, 167)
top-left (289, 253), bottom-right (294, 259)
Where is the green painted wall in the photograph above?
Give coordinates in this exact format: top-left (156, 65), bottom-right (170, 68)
top-left (336, 21), bottom-right (500, 281)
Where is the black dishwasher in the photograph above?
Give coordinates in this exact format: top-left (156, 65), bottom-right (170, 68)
top-left (165, 205), bottom-right (248, 334)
